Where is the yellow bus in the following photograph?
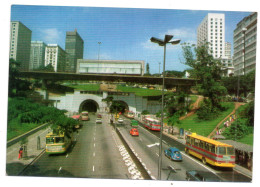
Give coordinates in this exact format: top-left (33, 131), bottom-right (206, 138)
top-left (185, 133), bottom-right (235, 168)
top-left (46, 132), bottom-right (72, 154)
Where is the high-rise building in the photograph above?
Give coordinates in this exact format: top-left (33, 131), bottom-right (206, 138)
top-left (9, 21), bottom-right (32, 71)
top-left (197, 13), bottom-right (225, 59)
top-left (225, 42), bottom-right (232, 59)
top-left (233, 12), bottom-right (257, 76)
top-left (29, 41), bottom-right (47, 70)
top-left (45, 44), bottom-right (66, 72)
top-left (65, 29), bottom-right (84, 72)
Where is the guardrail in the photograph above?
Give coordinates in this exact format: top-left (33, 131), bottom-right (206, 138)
top-left (7, 123), bottom-right (50, 147)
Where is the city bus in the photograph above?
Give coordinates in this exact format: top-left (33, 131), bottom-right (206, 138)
top-left (80, 111), bottom-right (89, 121)
top-left (185, 133), bottom-right (235, 168)
top-left (125, 111), bottom-right (135, 118)
top-left (46, 132), bottom-right (72, 154)
top-left (143, 117), bottom-right (161, 131)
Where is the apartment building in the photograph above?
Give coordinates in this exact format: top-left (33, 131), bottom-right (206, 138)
top-left (29, 41), bottom-right (47, 70)
top-left (233, 12), bottom-right (257, 76)
top-left (45, 44), bottom-right (66, 72)
top-left (9, 21), bottom-right (32, 71)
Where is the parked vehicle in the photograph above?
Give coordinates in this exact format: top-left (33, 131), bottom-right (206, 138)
top-left (186, 170), bottom-right (222, 182)
top-left (130, 128), bottom-right (139, 136)
top-left (164, 147), bottom-right (182, 161)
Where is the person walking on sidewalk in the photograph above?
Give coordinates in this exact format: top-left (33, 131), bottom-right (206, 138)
top-left (18, 146), bottom-right (23, 159)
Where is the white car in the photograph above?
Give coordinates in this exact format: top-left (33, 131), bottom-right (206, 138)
top-left (96, 118), bottom-right (102, 124)
top-left (118, 118), bottom-right (124, 123)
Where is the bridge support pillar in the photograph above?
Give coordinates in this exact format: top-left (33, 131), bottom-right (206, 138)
top-left (42, 79), bottom-right (49, 100)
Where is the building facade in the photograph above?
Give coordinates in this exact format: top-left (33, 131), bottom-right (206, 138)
top-left (45, 44), bottom-right (66, 72)
top-left (65, 29), bottom-right (84, 73)
top-left (77, 59), bottom-right (145, 75)
top-left (29, 41), bottom-right (47, 70)
top-left (9, 21), bottom-right (32, 71)
top-left (225, 42), bottom-right (232, 59)
top-left (197, 13), bottom-right (225, 59)
top-left (233, 12), bottom-right (257, 76)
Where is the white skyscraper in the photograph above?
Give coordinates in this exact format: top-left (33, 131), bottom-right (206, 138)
top-left (45, 44), bottom-right (66, 72)
top-left (197, 13), bottom-right (225, 59)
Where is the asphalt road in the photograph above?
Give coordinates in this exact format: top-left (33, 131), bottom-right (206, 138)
top-left (119, 116), bottom-right (252, 182)
top-left (20, 114), bottom-right (131, 179)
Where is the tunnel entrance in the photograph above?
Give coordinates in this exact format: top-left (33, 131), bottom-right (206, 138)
top-left (111, 100), bottom-right (129, 114)
top-left (79, 99), bottom-right (99, 113)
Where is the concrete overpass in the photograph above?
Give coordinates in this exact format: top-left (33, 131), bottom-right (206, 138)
top-left (18, 71), bottom-right (197, 88)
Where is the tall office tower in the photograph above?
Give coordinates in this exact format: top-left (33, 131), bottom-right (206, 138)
top-left (29, 41), bottom-right (47, 70)
top-left (197, 13), bottom-right (225, 59)
top-left (225, 42), bottom-right (232, 59)
top-left (45, 44), bottom-right (66, 72)
top-left (233, 12), bottom-right (257, 76)
top-left (65, 29), bottom-right (84, 72)
top-left (9, 21), bottom-right (32, 71)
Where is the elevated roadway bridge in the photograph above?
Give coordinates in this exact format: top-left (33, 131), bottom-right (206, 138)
top-left (18, 71), bottom-right (198, 90)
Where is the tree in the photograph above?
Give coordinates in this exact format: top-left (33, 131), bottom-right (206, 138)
top-left (36, 63), bottom-right (55, 72)
top-left (109, 101), bottom-right (125, 114)
top-left (222, 119), bottom-right (251, 140)
top-left (145, 63), bottom-right (151, 76)
top-left (181, 43), bottom-right (227, 120)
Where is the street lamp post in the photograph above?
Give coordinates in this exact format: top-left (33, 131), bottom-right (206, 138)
top-left (159, 62), bottom-right (161, 76)
top-left (150, 35), bottom-right (180, 180)
top-left (98, 42), bottom-right (101, 60)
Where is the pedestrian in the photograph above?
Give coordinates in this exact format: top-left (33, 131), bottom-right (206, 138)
top-left (18, 146), bottom-right (23, 159)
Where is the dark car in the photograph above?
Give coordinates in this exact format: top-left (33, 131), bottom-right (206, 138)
top-left (164, 147), bottom-right (182, 161)
top-left (186, 170), bottom-right (222, 182)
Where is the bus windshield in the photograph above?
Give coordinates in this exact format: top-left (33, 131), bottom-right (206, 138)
top-left (217, 146), bottom-right (234, 155)
top-left (56, 137), bottom-right (64, 143)
top-left (46, 137), bottom-right (55, 144)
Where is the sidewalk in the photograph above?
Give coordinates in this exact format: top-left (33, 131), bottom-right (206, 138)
top-left (162, 129), bottom-right (252, 179)
top-left (6, 126), bottom-right (51, 176)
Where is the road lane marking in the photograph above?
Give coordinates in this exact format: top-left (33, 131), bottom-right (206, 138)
top-left (66, 154), bottom-right (69, 158)
top-left (93, 165), bottom-right (95, 172)
top-left (93, 152), bottom-right (95, 157)
top-left (156, 153), bottom-right (159, 157)
top-left (147, 143), bottom-right (159, 148)
top-left (58, 167), bottom-right (62, 173)
top-left (94, 143), bottom-right (95, 148)
top-left (181, 152), bottom-right (217, 174)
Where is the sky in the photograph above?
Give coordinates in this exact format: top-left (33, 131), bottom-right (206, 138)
top-left (10, 5), bottom-right (252, 74)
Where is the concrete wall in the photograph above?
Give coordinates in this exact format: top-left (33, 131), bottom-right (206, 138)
top-left (37, 90), bottom-right (161, 115)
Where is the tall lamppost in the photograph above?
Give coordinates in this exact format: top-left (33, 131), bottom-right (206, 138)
top-left (98, 42), bottom-right (101, 60)
top-left (150, 35), bottom-right (180, 180)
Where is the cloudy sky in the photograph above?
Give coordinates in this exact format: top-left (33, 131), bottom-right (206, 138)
top-left (10, 5), bottom-right (252, 74)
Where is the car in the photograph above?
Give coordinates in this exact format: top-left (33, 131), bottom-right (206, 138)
top-left (118, 118), bottom-right (124, 123)
top-left (97, 114), bottom-right (102, 118)
top-left (96, 118), bottom-right (102, 124)
top-left (164, 147), bottom-right (182, 161)
top-left (130, 128), bottom-right (139, 136)
top-left (186, 170), bottom-right (222, 182)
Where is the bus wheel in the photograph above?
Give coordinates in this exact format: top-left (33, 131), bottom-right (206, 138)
top-left (202, 157), bottom-right (207, 165)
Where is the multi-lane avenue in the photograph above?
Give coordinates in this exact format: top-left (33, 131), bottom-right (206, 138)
top-left (20, 113), bottom-right (251, 182)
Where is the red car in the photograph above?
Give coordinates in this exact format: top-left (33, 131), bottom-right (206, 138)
top-left (130, 128), bottom-right (139, 136)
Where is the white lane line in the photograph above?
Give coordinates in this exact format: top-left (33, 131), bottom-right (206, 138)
top-left (58, 167), bottom-right (62, 173)
top-left (156, 153), bottom-right (159, 157)
top-left (94, 143), bottom-right (95, 148)
top-left (66, 154), bottom-right (69, 158)
top-left (93, 165), bottom-right (95, 172)
top-left (181, 152), bottom-right (217, 174)
top-left (93, 152), bottom-right (95, 157)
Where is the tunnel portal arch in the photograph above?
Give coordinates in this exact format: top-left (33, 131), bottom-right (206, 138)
top-left (113, 100), bottom-right (129, 114)
top-left (79, 99), bottom-right (100, 113)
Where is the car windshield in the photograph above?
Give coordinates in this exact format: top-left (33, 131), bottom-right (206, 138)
top-left (174, 151), bottom-right (180, 154)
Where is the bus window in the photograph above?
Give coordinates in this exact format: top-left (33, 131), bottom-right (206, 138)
top-left (195, 139), bottom-right (200, 147)
top-left (56, 137), bottom-right (64, 143)
top-left (46, 137), bottom-right (54, 144)
top-left (191, 138), bottom-right (194, 145)
top-left (186, 136), bottom-right (190, 144)
top-left (205, 143), bottom-right (209, 151)
top-left (227, 147), bottom-right (235, 155)
top-left (211, 145), bottom-right (216, 154)
top-left (217, 146), bottom-right (226, 155)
